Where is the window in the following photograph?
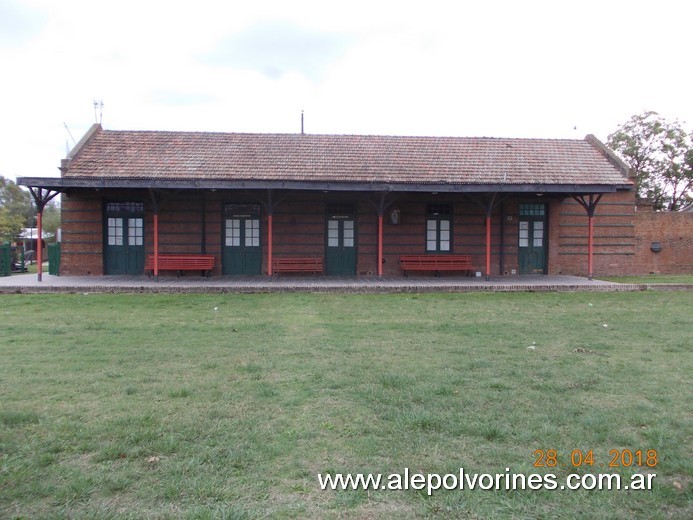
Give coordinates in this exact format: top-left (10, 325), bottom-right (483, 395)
top-left (245, 219), bottom-right (260, 247)
top-left (519, 204), bottom-right (545, 217)
top-left (225, 219), bottom-right (241, 247)
top-left (224, 204), bottom-right (261, 249)
top-left (518, 204), bottom-right (546, 249)
top-left (519, 221), bottom-right (529, 247)
top-left (106, 202), bottom-right (144, 213)
top-left (327, 220), bottom-right (339, 247)
top-left (106, 201), bottom-right (143, 247)
top-left (343, 220), bottom-right (354, 247)
top-left (326, 203), bottom-right (356, 249)
top-left (533, 221), bottom-right (544, 247)
top-left (107, 217), bottom-right (123, 246)
top-left (224, 204), bottom-right (260, 216)
top-left (326, 203), bottom-right (355, 217)
top-left (128, 218), bottom-right (143, 246)
top-left (426, 204), bottom-right (452, 253)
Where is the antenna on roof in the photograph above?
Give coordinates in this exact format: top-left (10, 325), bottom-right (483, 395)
top-left (63, 122), bottom-right (77, 154)
top-left (93, 99), bottom-right (104, 124)
top-left (301, 110), bottom-right (304, 135)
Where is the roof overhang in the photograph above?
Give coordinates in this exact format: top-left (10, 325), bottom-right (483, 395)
top-left (17, 177), bottom-right (632, 194)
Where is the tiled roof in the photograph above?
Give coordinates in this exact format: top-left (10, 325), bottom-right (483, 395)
top-left (63, 126), bottom-right (631, 186)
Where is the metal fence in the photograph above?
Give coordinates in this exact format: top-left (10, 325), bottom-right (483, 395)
top-left (48, 242), bottom-right (60, 276)
top-left (0, 242), bottom-right (10, 277)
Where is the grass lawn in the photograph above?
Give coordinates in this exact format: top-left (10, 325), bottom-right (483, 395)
top-left (1, 292), bottom-right (691, 519)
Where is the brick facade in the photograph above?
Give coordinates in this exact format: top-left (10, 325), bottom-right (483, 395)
top-left (29, 127), bottom-right (662, 278)
top-left (59, 191), bottom-right (104, 275)
top-left (30, 127), bottom-right (664, 278)
top-left (59, 187), bottom-right (676, 278)
top-left (555, 191), bottom-right (637, 276)
top-left (632, 209), bottom-right (693, 274)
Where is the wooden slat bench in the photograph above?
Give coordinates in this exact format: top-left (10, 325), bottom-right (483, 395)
top-left (145, 254), bottom-right (215, 277)
top-left (399, 254), bottom-right (474, 277)
top-left (272, 257), bottom-right (324, 275)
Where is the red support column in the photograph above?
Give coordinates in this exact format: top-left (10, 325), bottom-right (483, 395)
top-left (587, 212), bottom-right (594, 280)
top-left (485, 215), bottom-right (491, 281)
top-left (377, 214), bottom-right (383, 278)
top-left (573, 193), bottom-right (602, 281)
top-left (153, 213), bottom-right (159, 280)
top-left (267, 213), bottom-right (274, 276)
top-left (36, 210), bottom-right (43, 282)
top-left (27, 187), bottom-right (60, 282)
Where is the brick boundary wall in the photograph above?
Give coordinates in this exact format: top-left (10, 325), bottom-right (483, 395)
top-left (632, 210), bottom-right (693, 274)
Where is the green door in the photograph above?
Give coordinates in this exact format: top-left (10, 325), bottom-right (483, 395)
top-left (104, 202), bottom-right (145, 275)
top-left (325, 206), bottom-right (356, 276)
top-left (518, 203), bottom-right (547, 274)
top-left (223, 204), bottom-right (262, 275)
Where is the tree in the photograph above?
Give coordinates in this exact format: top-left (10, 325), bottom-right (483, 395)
top-left (0, 176), bottom-right (33, 242)
top-left (41, 199), bottom-right (61, 241)
top-left (607, 111), bottom-right (693, 211)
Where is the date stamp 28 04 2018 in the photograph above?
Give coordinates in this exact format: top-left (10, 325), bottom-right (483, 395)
top-left (533, 449), bottom-right (658, 469)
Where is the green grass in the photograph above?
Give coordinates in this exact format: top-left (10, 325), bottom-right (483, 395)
top-left (597, 274), bottom-right (693, 284)
top-left (0, 292), bottom-right (691, 519)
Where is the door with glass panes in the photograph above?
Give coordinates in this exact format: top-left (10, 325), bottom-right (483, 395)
top-left (104, 202), bottom-right (145, 274)
top-left (325, 205), bottom-right (356, 276)
top-left (426, 204), bottom-right (452, 253)
top-left (223, 204), bottom-right (262, 275)
top-left (518, 203), bottom-right (547, 274)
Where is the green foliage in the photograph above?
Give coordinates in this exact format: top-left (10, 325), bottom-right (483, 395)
top-left (0, 176), bottom-right (60, 243)
top-left (607, 111), bottom-right (693, 211)
top-left (0, 175), bottom-right (33, 241)
top-left (41, 199), bottom-right (61, 241)
top-left (0, 205), bottom-right (24, 243)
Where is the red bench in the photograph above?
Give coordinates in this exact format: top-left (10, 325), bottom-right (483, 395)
top-left (400, 254), bottom-right (474, 277)
top-left (145, 254), bottom-right (215, 278)
top-left (272, 257), bottom-right (323, 275)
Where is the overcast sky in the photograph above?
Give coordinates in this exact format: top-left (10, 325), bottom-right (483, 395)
top-left (1, 0), bottom-right (691, 180)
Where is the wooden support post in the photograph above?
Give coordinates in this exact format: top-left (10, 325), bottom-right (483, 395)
top-left (573, 193), bottom-right (603, 281)
top-left (466, 192), bottom-right (501, 282)
top-left (148, 189), bottom-right (163, 281)
top-left (36, 210), bottom-right (43, 282)
top-left (365, 192), bottom-right (391, 279)
top-left (153, 213), bottom-right (159, 281)
top-left (27, 187), bottom-right (60, 282)
top-left (377, 214), bottom-right (383, 278)
top-left (485, 215), bottom-right (491, 281)
top-left (587, 211), bottom-right (594, 280)
top-left (268, 213), bottom-right (274, 277)
top-left (266, 189), bottom-right (275, 278)
top-left (200, 195), bottom-right (207, 254)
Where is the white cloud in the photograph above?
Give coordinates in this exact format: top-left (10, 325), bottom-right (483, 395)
top-left (1, 0), bottom-right (692, 180)
top-left (203, 20), bottom-right (353, 81)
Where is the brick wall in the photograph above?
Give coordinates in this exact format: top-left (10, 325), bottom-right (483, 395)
top-left (60, 187), bottom-right (689, 278)
top-left (633, 210), bottom-right (693, 274)
top-left (554, 190), bottom-right (637, 277)
top-left (377, 194), bottom-right (502, 276)
top-left (60, 191), bottom-right (104, 275)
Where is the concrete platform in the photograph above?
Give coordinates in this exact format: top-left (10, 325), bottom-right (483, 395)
top-left (0, 272), bottom-right (648, 294)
